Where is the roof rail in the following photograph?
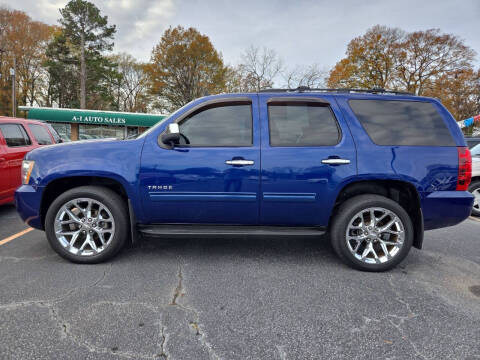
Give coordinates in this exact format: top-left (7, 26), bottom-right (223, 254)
top-left (258, 87), bottom-right (414, 96)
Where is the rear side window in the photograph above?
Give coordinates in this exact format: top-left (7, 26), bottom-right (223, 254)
top-left (29, 124), bottom-right (53, 145)
top-left (0, 124), bottom-right (32, 147)
top-left (268, 102), bottom-right (340, 146)
top-left (349, 100), bottom-right (455, 146)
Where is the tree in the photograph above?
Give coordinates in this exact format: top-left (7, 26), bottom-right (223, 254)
top-left (44, 31), bottom-right (79, 108)
top-left (327, 25), bottom-right (404, 89)
top-left (397, 29), bottom-right (476, 95)
top-left (424, 68), bottom-right (480, 121)
top-left (59, 0), bottom-right (116, 108)
top-left (147, 26), bottom-right (227, 112)
top-left (237, 46), bottom-right (283, 91)
top-left (44, 28), bottom-right (120, 110)
top-left (283, 64), bottom-right (327, 89)
top-left (109, 53), bottom-right (151, 112)
top-left (0, 8), bottom-right (54, 114)
top-left (327, 26), bottom-right (477, 96)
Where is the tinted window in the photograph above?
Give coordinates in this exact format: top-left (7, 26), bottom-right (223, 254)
top-left (29, 124), bottom-right (53, 145)
top-left (349, 100), bottom-right (455, 146)
top-left (268, 102), bottom-right (340, 146)
top-left (0, 124), bottom-right (31, 147)
top-left (179, 102), bottom-right (252, 146)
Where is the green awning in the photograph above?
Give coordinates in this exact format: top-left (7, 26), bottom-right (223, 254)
top-left (19, 106), bottom-right (167, 127)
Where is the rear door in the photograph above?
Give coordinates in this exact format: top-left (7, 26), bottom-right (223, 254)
top-left (0, 123), bottom-right (35, 196)
top-left (259, 95), bottom-right (357, 226)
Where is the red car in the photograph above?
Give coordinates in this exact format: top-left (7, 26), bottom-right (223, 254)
top-left (0, 117), bottom-right (59, 205)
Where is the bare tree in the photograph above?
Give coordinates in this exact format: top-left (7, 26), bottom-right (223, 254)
top-left (283, 64), bottom-right (328, 89)
top-left (238, 46), bottom-right (283, 91)
top-left (111, 53), bottom-right (150, 112)
top-left (396, 29), bottom-right (476, 95)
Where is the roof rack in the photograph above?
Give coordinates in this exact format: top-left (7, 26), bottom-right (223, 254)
top-left (258, 86), bottom-right (414, 96)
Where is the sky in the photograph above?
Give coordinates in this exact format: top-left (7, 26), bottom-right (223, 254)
top-left (2, 0), bottom-right (480, 72)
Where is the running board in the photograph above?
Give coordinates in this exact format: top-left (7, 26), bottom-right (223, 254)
top-left (138, 224), bottom-right (326, 237)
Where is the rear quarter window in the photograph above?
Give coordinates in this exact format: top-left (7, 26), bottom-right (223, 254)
top-left (349, 100), bottom-right (455, 146)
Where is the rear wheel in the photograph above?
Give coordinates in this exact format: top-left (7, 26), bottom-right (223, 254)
top-left (45, 186), bottom-right (129, 263)
top-left (330, 194), bottom-right (413, 271)
top-left (468, 181), bottom-right (480, 217)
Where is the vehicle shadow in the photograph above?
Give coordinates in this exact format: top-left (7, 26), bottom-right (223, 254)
top-left (118, 234), bottom-right (343, 266)
top-left (0, 203), bottom-right (16, 215)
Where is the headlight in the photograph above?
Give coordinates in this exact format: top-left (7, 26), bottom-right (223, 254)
top-left (21, 160), bottom-right (35, 185)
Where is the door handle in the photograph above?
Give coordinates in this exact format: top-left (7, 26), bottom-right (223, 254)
top-left (321, 158), bottom-right (351, 165)
top-left (225, 159), bottom-right (255, 166)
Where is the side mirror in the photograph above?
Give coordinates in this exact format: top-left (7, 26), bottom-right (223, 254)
top-left (161, 123), bottom-right (181, 148)
top-left (166, 123), bottom-right (179, 135)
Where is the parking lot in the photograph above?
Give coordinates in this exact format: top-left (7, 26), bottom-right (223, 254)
top-left (0, 203), bottom-right (479, 360)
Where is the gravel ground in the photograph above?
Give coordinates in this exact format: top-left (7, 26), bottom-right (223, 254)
top-left (0, 203), bottom-right (479, 360)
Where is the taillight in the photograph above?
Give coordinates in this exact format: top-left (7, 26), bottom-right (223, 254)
top-left (456, 146), bottom-right (472, 191)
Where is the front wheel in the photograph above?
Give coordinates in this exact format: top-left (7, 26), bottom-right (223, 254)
top-left (468, 181), bottom-right (480, 217)
top-left (45, 186), bottom-right (129, 263)
top-left (330, 194), bottom-right (413, 272)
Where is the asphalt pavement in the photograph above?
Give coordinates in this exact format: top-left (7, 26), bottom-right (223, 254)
top-left (0, 203), bottom-right (479, 360)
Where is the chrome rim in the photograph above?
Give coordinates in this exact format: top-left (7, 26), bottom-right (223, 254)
top-left (54, 198), bottom-right (115, 256)
top-left (345, 207), bottom-right (404, 264)
top-left (472, 188), bottom-right (480, 211)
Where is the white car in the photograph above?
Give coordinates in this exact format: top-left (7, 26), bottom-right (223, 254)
top-left (470, 144), bottom-right (480, 216)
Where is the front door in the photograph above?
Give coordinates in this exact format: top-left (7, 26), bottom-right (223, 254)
top-left (259, 95), bottom-right (357, 226)
top-left (139, 95), bottom-right (260, 224)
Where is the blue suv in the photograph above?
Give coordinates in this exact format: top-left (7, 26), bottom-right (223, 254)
top-left (15, 89), bottom-right (474, 271)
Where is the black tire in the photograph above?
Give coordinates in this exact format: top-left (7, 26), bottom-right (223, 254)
top-left (45, 186), bottom-right (129, 264)
top-left (468, 180), bottom-right (480, 217)
top-left (330, 194), bottom-right (413, 272)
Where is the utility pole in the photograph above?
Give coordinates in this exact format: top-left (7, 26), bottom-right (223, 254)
top-left (10, 56), bottom-right (16, 117)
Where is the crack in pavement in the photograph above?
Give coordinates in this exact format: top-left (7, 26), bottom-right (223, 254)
top-left (2, 300), bottom-right (157, 360)
top-left (168, 259), bottom-right (221, 360)
top-left (157, 326), bottom-right (168, 360)
top-left (0, 263), bottom-right (157, 358)
top-left (0, 263), bottom-right (113, 311)
top-left (2, 258), bottom-right (222, 360)
top-left (386, 276), bottom-right (429, 360)
top-left (170, 265), bottom-right (184, 306)
top-left (337, 276), bottom-right (426, 359)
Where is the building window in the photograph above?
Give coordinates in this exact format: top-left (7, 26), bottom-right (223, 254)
top-left (79, 124), bottom-right (125, 140)
top-left (127, 127), bottom-right (139, 139)
top-left (49, 123), bottom-right (71, 142)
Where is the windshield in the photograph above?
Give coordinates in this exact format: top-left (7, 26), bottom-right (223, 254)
top-left (471, 143), bottom-right (480, 157)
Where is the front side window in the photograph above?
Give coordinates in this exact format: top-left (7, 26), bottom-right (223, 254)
top-left (29, 124), bottom-right (53, 145)
top-left (178, 102), bottom-right (253, 147)
top-left (268, 102), bottom-right (340, 146)
top-left (0, 124), bottom-right (32, 147)
top-left (349, 99), bottom-right (455, 146)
